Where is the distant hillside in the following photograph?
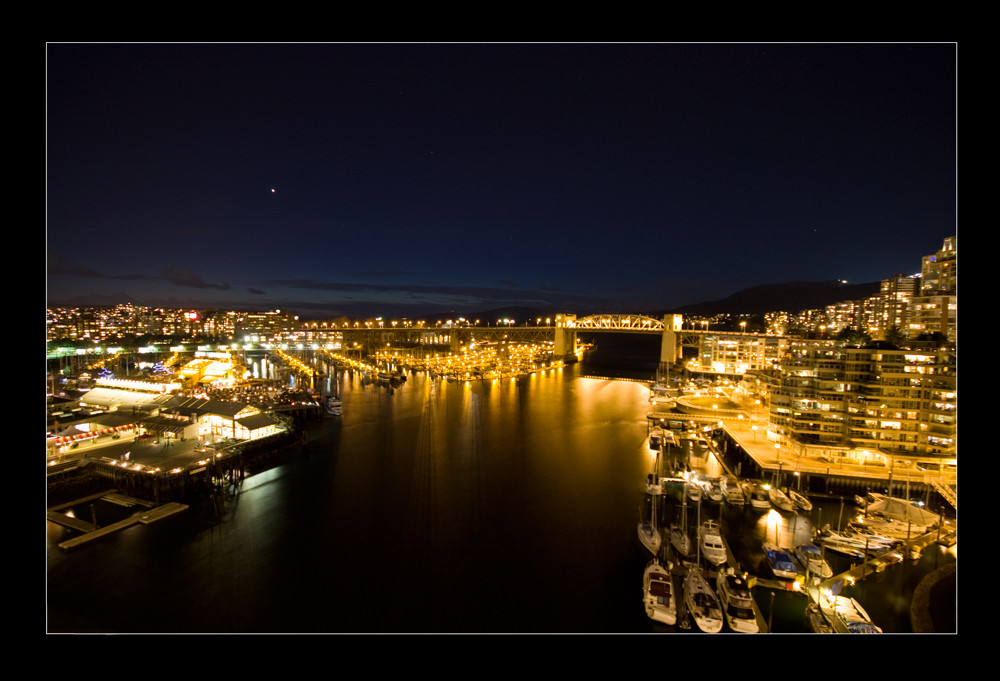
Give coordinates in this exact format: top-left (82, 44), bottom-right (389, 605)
top-left (670, 280), bottom-right (881, 317)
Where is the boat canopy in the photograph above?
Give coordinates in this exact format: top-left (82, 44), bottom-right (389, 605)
top-left (649, 575), bottom-right (671, 597)
top-left (866, 496), bottom-right (939, 526)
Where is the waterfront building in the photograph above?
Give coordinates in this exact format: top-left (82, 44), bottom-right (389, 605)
top-left (693, 333), bottom-right (786, 375)
top-left (62, 379), bottom-right (282, 449)
top-left (758, 340), bottom-right (956, 467)
top-left (235, 309), bottom-right (299, 343)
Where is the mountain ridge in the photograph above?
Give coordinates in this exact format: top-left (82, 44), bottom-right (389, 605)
top-left (422, 280), bottom-right (883, 324)
top-left (666, 280), bottom-right (881, 317)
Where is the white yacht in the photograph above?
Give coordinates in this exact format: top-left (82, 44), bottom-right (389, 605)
top-left (702, 477), bottom-right (724, 503)
top-left (642, 559), bottom-right (677, 625)
top-left (745, 482), bottom-right (771, 511)
top-left (685, 480), bottom-right (703, 503)
top-left (699, 519), bottom-right (727, 567)
top-left (716, 569), bottom-right (758, 633)
top-left (722, 475), bottom-right (744, 506)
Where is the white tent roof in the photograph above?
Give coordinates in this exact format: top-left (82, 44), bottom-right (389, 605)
top-left (867, 495), bottom-right (939, 526)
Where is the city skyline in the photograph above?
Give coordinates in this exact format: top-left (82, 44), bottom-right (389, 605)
top-left (46, 42), bottom-right (957, 319)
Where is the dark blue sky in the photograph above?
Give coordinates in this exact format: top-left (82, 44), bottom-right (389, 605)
top-left (46, 42), bottom-right (956, 319)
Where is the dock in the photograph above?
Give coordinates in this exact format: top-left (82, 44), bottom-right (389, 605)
top-left (49, 493), bottom-right (188, 551)
top-left (818, 528), bottom-right (951, 592)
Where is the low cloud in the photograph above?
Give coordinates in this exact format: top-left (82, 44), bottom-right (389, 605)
top-left (161, 267), bottom-right (231, 291)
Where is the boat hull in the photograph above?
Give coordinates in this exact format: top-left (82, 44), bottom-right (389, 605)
top-left (643, 561), bottom-right (677, 625)
top-left (684, 568), bottom-right (723, 633)
top-left (716, 573), bottom-right (758, 633)
top-left (638, 523), bottom-right (662, 555)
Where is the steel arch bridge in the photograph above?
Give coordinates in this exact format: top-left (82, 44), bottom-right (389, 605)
top-left (571, 314), bottom-right (665, 332)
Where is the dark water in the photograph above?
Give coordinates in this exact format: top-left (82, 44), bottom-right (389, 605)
top-left (46, 341), bottom-right (956, 634)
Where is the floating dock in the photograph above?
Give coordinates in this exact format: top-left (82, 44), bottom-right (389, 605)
top-left (49, 492), bottom-right (188, 551)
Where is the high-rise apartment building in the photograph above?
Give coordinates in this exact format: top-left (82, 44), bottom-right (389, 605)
top-left (876, 273), bottom-right (919, 337)
top-left (762, 340), bottom-right (956, 464)
top-left (906, 235), bottom-right (957, 341)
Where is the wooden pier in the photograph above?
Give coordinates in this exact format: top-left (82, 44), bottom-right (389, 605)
top-left (48, 490), bottom-right (189, 551)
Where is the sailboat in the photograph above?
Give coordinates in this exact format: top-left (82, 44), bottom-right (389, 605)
top-left (645, 447), bottom-right (665, 496)
top-left (684, 519), bottom-right (724, 632)
top-left (670, 488), bottom-right (693, 560)
top-left (788, 489), bottom-right (813, 512)
top-left (642, 558), bottom-right (677, 625)
top-left (767, 484), bottom-right (795, 512)
top-left (684, 495), bottom-right (724, 632)
top-left (638, 495), bottom-right (662, 556)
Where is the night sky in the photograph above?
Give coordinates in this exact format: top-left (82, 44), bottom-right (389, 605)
top-left (45, 42), bottom-right (956, 320)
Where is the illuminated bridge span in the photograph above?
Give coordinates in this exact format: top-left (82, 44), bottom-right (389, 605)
top-left (571, 314), bottom-right (664, 332)
top-left (323, 312), bottom-right (777, 367)
top-left (553, 313), bottom-right (682, 363)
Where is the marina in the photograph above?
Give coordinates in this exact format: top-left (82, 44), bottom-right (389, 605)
top-left (48, 347), bottom-right (956, 634)
top-left (635, 394), bottom-right (956, 634)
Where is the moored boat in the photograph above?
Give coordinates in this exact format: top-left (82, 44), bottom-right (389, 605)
top-left (685, 480), bottom-right (703, 503)
top-left (684, 566), bottom-right (724, 633)
top-left (716, 569), bottom-right (758, 633)
top-left (323, 395), bottom-right (343, 415)
top-left (703, 477), bottom-right (724, 503)
top-left (638, 497), bottom-right (662, 556)
top-left (699, 519), bottom-right (727, 567)
top-left (645, 473), bottom-right (665, 496)
top-left (851, 496), bottom-right (939, 538)
top-left (788, 489), bottom-right (813, 512)
top-left (819, 593), bottom-right (883, 633)
top-left (649, 427), bottom-right (663, 451)
top-left (815, 525), bottom-right (894, 558)
top-left (844, 522), bottom-right (898, 547)
top-left (642, 559), bottom-right (677, 625)
top-left (722, 475), bottom-right (744, 506)
top-left (793, 542), bottom-right (833, 579)
top-left (805, 601), bottom-right (835, 633)
top-left (745, 482), bottom-right (771, 511)
top-left (763, 542), bottom-right (797, 580)
top-left (670, 496), bottom-right (693, 560)
top-left (767, 485), bottom-right (795, 512)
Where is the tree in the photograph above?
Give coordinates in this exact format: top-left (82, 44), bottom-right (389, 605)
top-left (836, 328), bottom-right (871, 347)
top-left (884, 326), bottom-right (907, 347)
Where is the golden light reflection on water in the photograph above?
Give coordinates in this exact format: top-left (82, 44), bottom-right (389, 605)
top-left (756, 507), bottom-right (816, 550)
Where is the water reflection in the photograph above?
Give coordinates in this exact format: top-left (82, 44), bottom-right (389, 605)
top-left (47, 366), bottom-right (953, 633)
